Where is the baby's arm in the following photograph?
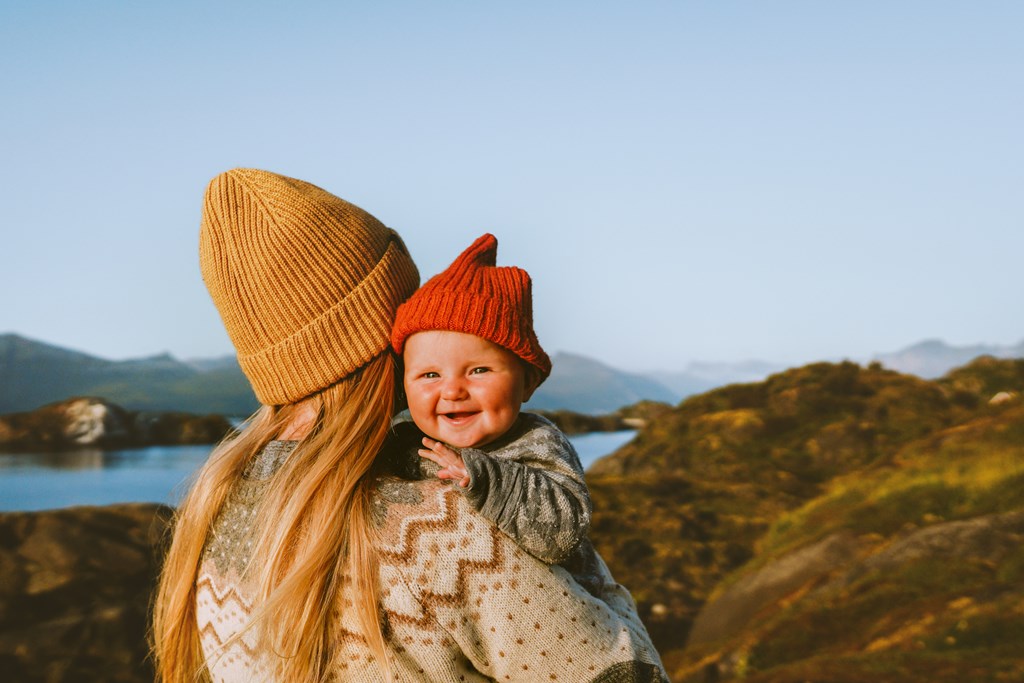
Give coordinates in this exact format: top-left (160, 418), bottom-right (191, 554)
top-left (422, 418), bottom-right (592, 564)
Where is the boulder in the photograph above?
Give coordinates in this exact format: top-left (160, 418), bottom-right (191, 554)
top-left (0, 504), bottom-right (173, 682)
top-left (687, 532), bottom-right (864, 647)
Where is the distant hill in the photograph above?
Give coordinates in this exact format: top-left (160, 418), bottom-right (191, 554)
top-left (2, 335), bottom-right (682, 416)
top-left (526, 351), bottom-right (679, 414)
top-left (874, 337), bottom-right (1024, 378)
top-left (647, 359), bottom-right (785, 399)
top-left (586, 356), bottom-right (1024, 681)
top-left (0, 334), bottom-right (258, 415)
top-left (182, 355), bottom-right (241, 373)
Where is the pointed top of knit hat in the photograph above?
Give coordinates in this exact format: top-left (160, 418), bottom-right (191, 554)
top-left (458, 232), bottom-right (499, 267)
top-left (199, 168), bottom-right (419, 405)
top-left (391, 233), bottom-right (551, 383)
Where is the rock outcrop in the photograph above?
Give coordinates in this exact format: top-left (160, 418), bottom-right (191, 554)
top-left (0, 397), bottom-right (232, 451)
top-left (681, 510), bottom-right (1024, 682)
top-left (0, 504), bottom-right (173, 682)
top-left (688, 510), bottom-right (1024, 650)
top-left (686, 531), bottom-right (865, 647)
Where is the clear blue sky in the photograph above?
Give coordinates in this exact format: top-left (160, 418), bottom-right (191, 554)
top-left (2, 1), bottom-right (1021, 372)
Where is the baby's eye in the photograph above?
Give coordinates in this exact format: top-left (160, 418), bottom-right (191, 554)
top-left (469, 367), bottom-right (491, 375)
top-left (421, 371), bottom-right (440, 379)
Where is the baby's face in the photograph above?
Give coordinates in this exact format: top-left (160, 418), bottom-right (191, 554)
top-left (403, 330), bottom-right (532, 449)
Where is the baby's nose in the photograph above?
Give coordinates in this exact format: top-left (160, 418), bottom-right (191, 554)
top-left (440, 378), bottom-right (467, 400)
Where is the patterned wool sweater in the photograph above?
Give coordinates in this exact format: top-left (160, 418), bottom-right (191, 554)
top-left (388, 411), bottom-right (592, 564)
top-left (196, 441), bottom-right (667, 682)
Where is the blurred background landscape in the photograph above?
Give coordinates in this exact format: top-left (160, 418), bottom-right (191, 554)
top-left (2, 333), bottom-right (1021, 681)
top-left (2, 1), bottom-right (1022, 681)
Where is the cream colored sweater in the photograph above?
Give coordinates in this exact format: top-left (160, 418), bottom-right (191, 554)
top-left (196, 441), bottom-right (667, 682)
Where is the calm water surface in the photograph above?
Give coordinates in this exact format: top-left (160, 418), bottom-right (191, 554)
top-left (0, 431), bottom-right (636, 512)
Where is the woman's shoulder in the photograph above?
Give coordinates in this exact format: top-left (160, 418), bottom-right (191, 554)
top-left (371, 477), bottom-right (573, 586)
top-left (372, 478), bottom-right (500, 567)
top-left (369, 478), bottom-right (667, 681)
top-left (372, 478), bottom-right (546, 609)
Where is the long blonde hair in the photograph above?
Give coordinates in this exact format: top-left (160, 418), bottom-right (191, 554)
top-left (151, 352), bottom-right (396, 682)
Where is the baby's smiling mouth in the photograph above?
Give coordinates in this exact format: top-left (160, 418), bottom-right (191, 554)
top-left (441, 411), bottom-right (477, 423)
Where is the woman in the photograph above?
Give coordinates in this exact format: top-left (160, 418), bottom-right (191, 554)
top-left (151, 168), bottom-right (666, 682)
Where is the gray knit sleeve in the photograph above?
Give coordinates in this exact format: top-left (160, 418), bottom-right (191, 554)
top-left (458, 415), bottom-right (592, 564)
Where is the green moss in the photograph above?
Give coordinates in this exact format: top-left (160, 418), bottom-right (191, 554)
top-left (925, 607), bottom-right (1024, 652)
top-left (995, 541), bottom-right (1024, 584)
top-left (746, 648), bottom-right (1024, 683)
top-left (845, 482), bottom-right (970, 533)
top-left (971, 470), bottom-right (1024, 516)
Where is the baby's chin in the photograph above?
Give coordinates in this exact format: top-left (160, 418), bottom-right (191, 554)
top-left (429, 433), bottom-right (495, 450)
top-left (441, 437), bottom-right (487, 449)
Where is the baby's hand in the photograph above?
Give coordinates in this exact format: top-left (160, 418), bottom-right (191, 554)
top-left (418, 437), bottom-right (471, 488)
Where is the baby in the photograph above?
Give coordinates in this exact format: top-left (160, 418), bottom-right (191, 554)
top-left (389, 233), bottom-right (597, 571)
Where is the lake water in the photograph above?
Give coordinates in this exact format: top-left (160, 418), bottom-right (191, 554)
top-left (0, 430), bottom-right (636, 512)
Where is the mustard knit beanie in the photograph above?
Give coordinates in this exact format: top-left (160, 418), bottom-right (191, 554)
top-left (391, 233), bottom-right (551, 383)
top-left (199, 168), bottom-right (420, 405)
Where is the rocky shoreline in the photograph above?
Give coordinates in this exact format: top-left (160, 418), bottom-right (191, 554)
top-left (0, 397), bottom-right (658, 452)
top-left (537, 400), bottom-right (673, 435)
top-left (0, 397), bottom-right (233, 452)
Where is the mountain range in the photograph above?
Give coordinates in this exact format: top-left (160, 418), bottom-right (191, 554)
top-left (2, 333), bottom-right (1021, 416)
top-left (644, 359), bottom-right (786, 398)
top-left (0, 334), bottom-right (257, 415)
top-left (524, 351), bottom-right (679, 413)
top-left (872, 337), bottom-right (1024, 378)
top-left (1, 334), bottom-right (688, 416)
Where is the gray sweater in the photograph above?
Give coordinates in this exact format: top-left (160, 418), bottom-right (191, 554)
top-left (389, 411), bottom-right (592, 565)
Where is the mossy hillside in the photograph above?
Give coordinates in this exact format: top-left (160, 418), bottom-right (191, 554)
top-left (716, 530), bottom-right (1024, 683)
top-left (678, 408), bottom-right (1024, 681)
top-left (589, 362), bottom-right (961, 649)
top-left (938, 355), bottom-right (1024, 406)
top-left (589, 474), bottom-right (764, 649)
top-left (760, 403), bottom-right (1024, 560)
top-left (585, 358), bottom-right (1024, 679)
top-left (599, 361), bottom-right (955, 491)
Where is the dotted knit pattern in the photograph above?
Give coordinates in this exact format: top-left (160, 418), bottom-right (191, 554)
top-left (196, 443), bottom-right (668, 682)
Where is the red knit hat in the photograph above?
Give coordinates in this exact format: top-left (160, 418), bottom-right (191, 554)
top-left (391, 233), bottom-right (552, 383)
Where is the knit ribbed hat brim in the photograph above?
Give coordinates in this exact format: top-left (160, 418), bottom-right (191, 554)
top-left (200, 168), bottom-right (419, 405)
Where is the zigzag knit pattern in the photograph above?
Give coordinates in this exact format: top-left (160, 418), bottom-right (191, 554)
top-left (196, 444), bottom-right (667, 682)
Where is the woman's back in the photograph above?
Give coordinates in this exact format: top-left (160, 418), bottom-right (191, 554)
top-left (198, 443), bottom-right (665, 682)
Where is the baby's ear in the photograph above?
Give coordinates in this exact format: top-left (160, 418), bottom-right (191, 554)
top-left (521, 364), bottom-right (542, 402)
